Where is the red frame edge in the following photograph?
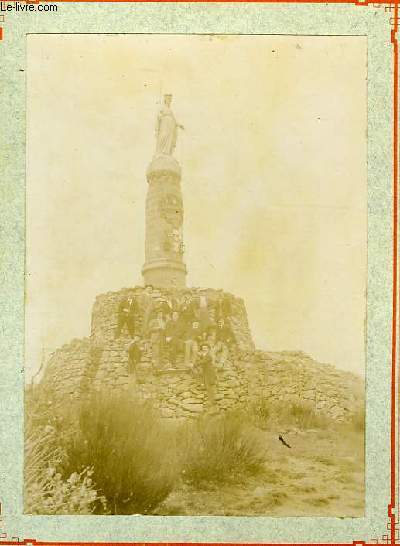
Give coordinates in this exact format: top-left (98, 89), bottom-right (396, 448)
top-left (0, 0), bottom-right (398, 544)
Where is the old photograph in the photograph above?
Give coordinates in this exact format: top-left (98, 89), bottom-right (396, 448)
top-left (25, 34), bottom-right (366, 516)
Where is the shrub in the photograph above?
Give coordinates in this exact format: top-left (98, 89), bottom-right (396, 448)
top-left (24, 423), bottom-right (103, 514)
top-left (248, 397), bottom-right (272, 430)
top-left (248, 398), bottom-right (330, 431)
top-left (181, 411), bottom-right (266, 485)
top-left (284, 401), bottom-right (329, 429)
top-left (66, 391), bottom-right (181, 515)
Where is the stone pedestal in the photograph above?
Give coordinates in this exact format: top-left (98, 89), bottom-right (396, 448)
top-left (142, 154), bottom-right (187, 288)
top-left (41, 285), bottom-right (364, 422)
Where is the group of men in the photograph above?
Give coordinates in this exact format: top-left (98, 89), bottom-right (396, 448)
top-left (114, 285), bottom-right (236, 402)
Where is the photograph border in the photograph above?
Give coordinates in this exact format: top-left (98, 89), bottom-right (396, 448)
top-left (0, 1), bottom-right (398, 544)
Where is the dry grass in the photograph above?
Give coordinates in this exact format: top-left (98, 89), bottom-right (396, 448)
top-left (24, 415), bottom-right (103, 514)
top-left (249, 397), bottom-right (332, 431)
top-left (68, 391), bottom-right (182, 514)
top-left (180, 411), bottom-right (267, 485)
top-left (157, 400), bottom-right (365, 516)
top-left (25, 385), bottom-right (365, 517)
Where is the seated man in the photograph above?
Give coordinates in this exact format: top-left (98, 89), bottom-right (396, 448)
top-left (164, 311), bottom-right (185, 363)
top-left (115, 295), bottom-right (138, 339)
top-left (148, 310), bottom-right (166, 368)
top-left (214, 318), bottom-right (235, 365)
top-left (184, 319), bottom-right (203, 367)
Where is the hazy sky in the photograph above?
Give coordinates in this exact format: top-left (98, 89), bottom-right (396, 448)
top-left (26, 34), bottom-right (367, 379)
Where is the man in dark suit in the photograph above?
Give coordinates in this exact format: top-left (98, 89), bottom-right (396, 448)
top-left (184, 319), bottom-right (204, 367)
top-left (165, 311), bottom-right (185, 363)
top-left (197, 343), bottom-right (216, 404)
top-left (115, 295), bottom-right (138, 339)
top-left (179, 295), bottom-right (198, 327)
top-left (214, 318), bottom-right (235, 364)
top-left (140, 284), bottom-right (155, 336)
top-left (215, 293), bottom-right (233, 322)
top-left (148, 310), bottom-right (166, 367)
top-left (127, 335), bottom-right (143, 374)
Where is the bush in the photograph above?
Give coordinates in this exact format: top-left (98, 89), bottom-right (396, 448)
top-left (65, 391), bottom-right (181, 515)
top-left (25, 385), bottom-right (180, 515)
top-left (181, 411), bottom-right (266, 485)
top-left (284, 401), bottom-right (329, 429)
top-left (24, 422), bottom-right (104, 514)
top-left (248, 397), bottom-right (272, 430)
top-left (248, 398), bottom-right (330, 431)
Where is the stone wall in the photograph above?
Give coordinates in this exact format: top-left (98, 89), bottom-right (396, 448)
top-left (41, 338), bottom-right (92, 401)
top-left (246, 350), bottom-right (364, 420)
top-left (91, 286), bottom-right (255, 352)
top-left (91, 348), bottom-right (249, 418)
top-left (40, 286), bottom-right (364, 421)
top-left (89, 286), bottom-right (253, 417)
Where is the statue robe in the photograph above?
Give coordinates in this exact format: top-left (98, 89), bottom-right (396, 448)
top-left (155, 105), bottom-right (178, 156)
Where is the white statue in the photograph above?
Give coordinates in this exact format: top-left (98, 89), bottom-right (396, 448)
top-left (155, 94), bottom-right (184, 156)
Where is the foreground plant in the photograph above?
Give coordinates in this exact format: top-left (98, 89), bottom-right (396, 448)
top-left (181, 411), bottom-right (266, 485)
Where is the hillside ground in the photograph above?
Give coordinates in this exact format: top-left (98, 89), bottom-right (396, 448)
top-left (25, 386), bottom-right (364, 517)
top-left (156, 416), bottom-right (364, 516)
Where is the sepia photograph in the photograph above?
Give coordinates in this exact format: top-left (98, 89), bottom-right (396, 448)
top-left (25, 33), bottom-right (366, 517)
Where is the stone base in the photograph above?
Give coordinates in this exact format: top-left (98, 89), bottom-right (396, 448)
top-left (146, 154), bottom-right (181, 179)
top-left (40, 285), bottom-right (364, 422)
top-left (142, 260), bottom-right (187, 288)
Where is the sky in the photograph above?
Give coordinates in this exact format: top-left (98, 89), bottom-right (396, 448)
top-left (26, 33), bottom-right (367, 379)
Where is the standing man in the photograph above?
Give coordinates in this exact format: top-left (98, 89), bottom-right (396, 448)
top-left (197, 343), bottom-right (217, 405)
top-left (127, 335), bottom-right (143, 374)
top-left (165, 310), bottom-right (185, 364)
top-left (141, 284), bottom-right (155, 336)
top-left (157, 297), bottom-right (173, 322)
top-left (115, 295), bottom-right (138, 339)
top-left (179, 294), bottom-right (197, 329)
top-left (198, 290), bottom-right (211, 330)
top-left (214, 318), bottom-right (235, 365)
top-left (215, 293), bottom-right (233, 323)
top-left (184, 319), bottom-right (203, 367)
top-left (148, 310), bottom-right (166, 368)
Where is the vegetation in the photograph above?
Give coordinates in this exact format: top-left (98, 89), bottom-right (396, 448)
top-left (24, 385), bottom-right (364, 516)
top-left (248, 397), bottom-right (331, 431)
top-left (181, 411), bottom-right (266, 485)
top-left (24, 390), bottom-right (103, 515)
top-left (66, 392), bottom-right (181, 514)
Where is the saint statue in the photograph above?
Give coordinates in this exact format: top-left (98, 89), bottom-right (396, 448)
top-left (155, 94), bottom-right (184, 156)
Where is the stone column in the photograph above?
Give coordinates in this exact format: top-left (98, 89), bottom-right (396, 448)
top-left (142, 154), bottom-right (187, 288)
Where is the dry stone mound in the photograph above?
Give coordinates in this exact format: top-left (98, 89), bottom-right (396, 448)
top-left (41, 286), bottom-right (364, 421)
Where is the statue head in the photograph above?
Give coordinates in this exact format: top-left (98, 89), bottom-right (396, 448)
top-left (164, 94), bottom-right (172, 106)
